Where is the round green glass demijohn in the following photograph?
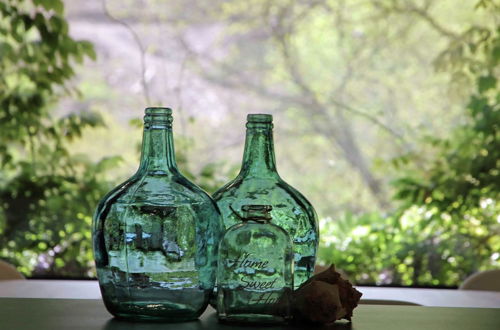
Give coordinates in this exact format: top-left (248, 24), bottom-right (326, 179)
top-left (213, 114), bottom-right (319, 290)
top-left (92, 107), bottom-right (224, 322)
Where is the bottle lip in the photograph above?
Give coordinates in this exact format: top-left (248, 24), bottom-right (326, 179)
top-left (247, 113), bottom-right (273, 123)
top-left (145, 107), bottom-right (172, 115)
top-left (144, 107), bottom-right (173, 126)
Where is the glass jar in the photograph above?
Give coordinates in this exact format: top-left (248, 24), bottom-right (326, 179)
top-left (217, 205), bottom-right (294, 324)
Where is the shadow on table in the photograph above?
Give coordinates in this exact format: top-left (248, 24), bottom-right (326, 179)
top-left (103, 318), bottom-right (205, 330)
top-left (203, 313), bottom-right (353, 330)
top-left (103, 313), bottom-right (353, 330)
top-left (360, 299), bottom-right (421, 306)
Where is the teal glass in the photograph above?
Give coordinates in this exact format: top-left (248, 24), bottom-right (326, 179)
top-left (213, 114), bottom-right (319, 289)
top-left (92, 107), bottom-right (223, 321)
top-left (217, 205), bottom-right (293, 324)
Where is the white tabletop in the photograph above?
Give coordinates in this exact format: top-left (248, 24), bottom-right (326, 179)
top-left (0, 280), bottom-right (499, 308)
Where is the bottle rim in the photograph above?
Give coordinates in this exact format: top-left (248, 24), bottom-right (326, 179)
top-left (144, 107), bottom-right (173, 126)
top-left (145, 107), bottom-right (172, 115)
top-left (247, 113), bottom-right (273, 123)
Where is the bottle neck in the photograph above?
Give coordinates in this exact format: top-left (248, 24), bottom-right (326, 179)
top-left (138, 112), bottom-right (178, 175)
top-left (239, 122), bottom-right (278, 178)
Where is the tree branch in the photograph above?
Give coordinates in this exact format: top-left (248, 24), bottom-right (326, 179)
top-left (101, 0), bottom-right (151, 105)
top-left (371, 0), bottom-right (460, 40)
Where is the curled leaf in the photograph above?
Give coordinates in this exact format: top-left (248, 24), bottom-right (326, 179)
top-left (291, 264), bottom-right (362, 323)
top-left (293, 281), bottom-right (345, 323)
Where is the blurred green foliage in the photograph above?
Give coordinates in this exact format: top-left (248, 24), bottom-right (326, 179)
top-left (0, 0), bottom-right (498, 286)
top-left (0, 0), bottom-right (117, 276)
top-left (0, 0), bottom-right (235, 277)
top-left (319, 7), bottom-right (500, 285)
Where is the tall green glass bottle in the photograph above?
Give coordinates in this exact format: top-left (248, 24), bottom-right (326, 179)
top-left (92, 107), bottom-right (223, 321)
top-left (213, 114), bottom-right (319, 289)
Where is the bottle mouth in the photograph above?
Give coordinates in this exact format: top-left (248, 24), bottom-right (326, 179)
top-left (144, 107), bottom-right (173, 127)
top-left (247, 114), bottom-right (273, 123)
top-left (145, 107), bottom-right (172, 115)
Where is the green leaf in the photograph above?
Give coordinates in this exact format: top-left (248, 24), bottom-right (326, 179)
top-left (478, 75), bottom-right (497, 93)
top-left (79, 41), bottom-right (96, 61)
top-left (52, 0), bottom-right (64, 15)
top-left (129, 118), bottom-right (143, 128)
top-left (492, 45), bottom-right (500, 65)
top-left (34, 0), bottom-right (64, 15)
top-left (0, 42), bottom-right (13, 57)
top-left (467, 95), bottom-right (488, 116)
top-left (95, 156), bottom-right (123, 172)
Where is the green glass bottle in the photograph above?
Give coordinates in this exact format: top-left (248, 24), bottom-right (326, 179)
top-left (217, 205), bottom-right (293, 324)
top-left (92, 107), bottom-right (223, 322)
top-left (213, 114), bottom-right (319, 289)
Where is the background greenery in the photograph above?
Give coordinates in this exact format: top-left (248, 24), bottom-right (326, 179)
top-left (0, 0), bottom-right (498, 285)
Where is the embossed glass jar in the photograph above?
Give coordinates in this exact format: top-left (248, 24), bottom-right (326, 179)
top-left (217, 205), bottom-right (294, 324)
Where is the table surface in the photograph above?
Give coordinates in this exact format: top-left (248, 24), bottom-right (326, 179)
top-left (0, 297), bottom-right (499, 330)
top-left (1, 280), bottom-right (500, 308)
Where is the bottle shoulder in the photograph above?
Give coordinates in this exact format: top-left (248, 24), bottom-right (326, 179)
top-left (213, 175), bottom-right (285, 199)
top-left (93, 175), bottom-right (142, 220)
top-left (95, 171), bottom-right (217, 216)
top-left (213, 175), bottom-right (317, 218)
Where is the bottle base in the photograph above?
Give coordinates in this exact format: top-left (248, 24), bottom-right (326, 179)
top-left (107, 301), bottom-right (203, 322)
top-left (113, 313), bottom-right (199, 323)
